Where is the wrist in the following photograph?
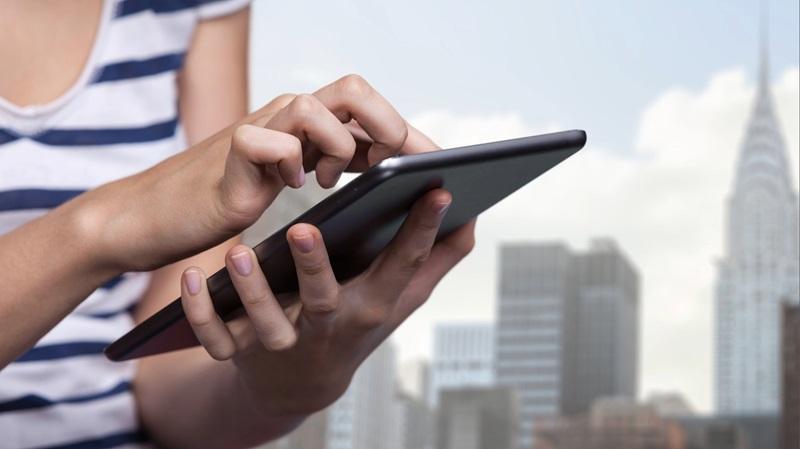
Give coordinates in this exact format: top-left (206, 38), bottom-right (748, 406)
top-left (63, 183), bottom-right (131, 275)
top-left (48, 190), bottom-right (126, 282)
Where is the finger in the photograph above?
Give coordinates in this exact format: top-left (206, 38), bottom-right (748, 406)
top-left (400, 123), bottom-right (440, 155)
top-left (180, 268), bottom-right (237, 361)
top-left (313, 74), bottom-right (408, 167)
top-left (266, 94), bottom-right (356, 188)
top-left (286, 224), bottom-right (340, 325)
top-left (250, 93), bottom-right (297, 128)
top-left (226, 245), bottom-right (297, 351)
top-left (365, 189), bottom-right (452, 302)
top-left (340, 121), bottom-right (439, 172)
top-left (395, 220), bottom-right (477, 318)
top-left (227, 124), bottom-right (305, 190)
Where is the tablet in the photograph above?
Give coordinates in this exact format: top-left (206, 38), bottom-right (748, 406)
top-left (105, 129), bottom-right (586, 361)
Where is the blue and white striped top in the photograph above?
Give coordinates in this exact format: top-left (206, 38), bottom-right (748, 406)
top-left (0, 1), bottom-right (248, 447)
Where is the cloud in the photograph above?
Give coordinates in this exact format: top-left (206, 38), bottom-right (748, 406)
top-left (408, 110), bottom-right (561, 147)
top-left (394, 67), bottom-right (800, 413)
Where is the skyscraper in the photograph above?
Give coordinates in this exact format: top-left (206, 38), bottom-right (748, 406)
top-left (429, 323), bottom-right (495, 407)
top-left (325, 340), bottom-right (401, 449)
top-left (714, 19), bottom-right (800, 414)
top-left (395, 391), bottom-right (435, 449)
top-left (496, 240), bottom-right (640, 449)
top-left (496, 243), bottom-right (577, 449)
top-left (565, 239), bottom-right (639, 415)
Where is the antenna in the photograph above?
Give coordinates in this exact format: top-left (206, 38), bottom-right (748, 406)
top-left (758, 0), bottom-right (769, 89)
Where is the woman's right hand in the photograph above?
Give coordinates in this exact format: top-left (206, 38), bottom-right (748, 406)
top-left (78, 74), bottom-right (426, 273)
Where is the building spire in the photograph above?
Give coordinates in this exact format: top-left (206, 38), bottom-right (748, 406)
top-left (758, 0), bottom-right (770, 91)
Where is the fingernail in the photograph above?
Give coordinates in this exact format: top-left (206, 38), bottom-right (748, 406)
top-left (292, 233), bottom-right (315, 253)
top-left (185, 270), bottom-right (202, 296)
top-left (297, 167), bottom-right (306, 188)
top-left (231, 252), bottom-right (253, 276)
top-left (433, 200), bottom-right (451, 215)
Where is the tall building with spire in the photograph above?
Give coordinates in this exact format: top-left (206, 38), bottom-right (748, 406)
top-left (714, 9), bottom-right (800, 414)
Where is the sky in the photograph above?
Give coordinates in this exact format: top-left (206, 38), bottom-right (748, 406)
top-left (248, 0), bottom-right (800, 413)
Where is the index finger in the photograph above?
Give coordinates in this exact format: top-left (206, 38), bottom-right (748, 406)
top-left (313, 74), bottom-right (408, 166)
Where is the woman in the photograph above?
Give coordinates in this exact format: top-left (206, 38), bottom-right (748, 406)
top-left (0, 0), bottom-right (474, 448)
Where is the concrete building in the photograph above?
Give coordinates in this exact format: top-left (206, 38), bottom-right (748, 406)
top-left (781, 303), bottom-right (799, 449)
top-left (673, 417), bottom-right (745, 449)
top-left (496, 240), bottom-right (639, 448)
top-left (496, 243), bottom-right (577, 449)
top-left (396, 392), bottom-right (435, 449)
top-left (325, 341), bottom-right (401, 449)
top-left (533, 398), bottom-right (685, 449)
top-left (437, 387), bottom-right (517, 449)
top-left (565, 239), bottom-right (639, 415)
top-left (714, 23), bottom-right (800, 414)
top-left (723, 415), bottom-right (779, 449)
top-left (645, 393), bottom-right (695, 419)
top-left (429, 323), bottom-right (494, 407)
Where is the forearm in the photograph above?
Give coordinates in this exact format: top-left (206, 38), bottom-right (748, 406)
top-left (0, 96), bottom-right (290, 369)
top-left (136, 349), bottom-right (304, 448)
top-left (0, 196), bottom-right (118, 367)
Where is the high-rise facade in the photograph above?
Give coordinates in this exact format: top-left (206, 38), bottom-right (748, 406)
top-left (714, 31), bottom-right (800, 415)
top-left (496, 243), bottom-right (577, 449)
top-left (565, 239), bottom-right (639, 414)
top-left (396, 392), bottom-right (435, 449)
top-left (429, 323), bottom-right (495, 407)
top-left (496, 240), bottom-right (639, 449)
top-left (325, 341), bottom-right (400, 449)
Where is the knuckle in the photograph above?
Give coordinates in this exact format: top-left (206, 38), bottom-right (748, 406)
top-left (301, 259), bottom-right (329, 277)
top-left (277, 133), bottom-right (303, 160)
top-left (417, 216), bottom-right (442, 233)
top-left (262, 330), bottom-right (297, 351)
top-left (304, 297), bottom-right (338, 315)
top-left (207, 342), bottom-right (236, 361)
top-left (272, 93), bottom-right (297, 108)
top-left (336, 74), bottom-right (371, 97)
top-left (187, 310), bottom-right (216, 328)
top-left (406, 250), bottom-right (431, 271)
top-left (287, 94), bottom-right (320, 120)
top-left (454, 234), bottom-right (476, 257)
top-left (355, 305), bottom-right (391, 330)
top-left (231, 125), bottom-right (256, 155)
top-left (241, 290), bottom-right (271, 307)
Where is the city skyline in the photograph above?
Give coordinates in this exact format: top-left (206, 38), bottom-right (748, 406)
top-left (248, 0), bottom-right (800, 414)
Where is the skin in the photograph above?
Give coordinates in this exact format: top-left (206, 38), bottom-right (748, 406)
top-left (0, 2), bottom-right (476, 447)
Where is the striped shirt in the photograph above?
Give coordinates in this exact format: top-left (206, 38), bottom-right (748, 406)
top-left (0, 1), bottom-right (249, 447)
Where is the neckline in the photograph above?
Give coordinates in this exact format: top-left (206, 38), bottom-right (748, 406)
top-left (0, 0), bottom-right (115, 134)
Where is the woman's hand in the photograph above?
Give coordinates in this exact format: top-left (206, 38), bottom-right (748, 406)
top-left (180, 189), bottom-right (476, 418)
top-left (81, 75), bottom-right (421, 273)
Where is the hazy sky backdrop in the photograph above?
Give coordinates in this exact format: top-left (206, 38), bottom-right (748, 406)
top-left (248, 0), bottom-right (800, 413)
